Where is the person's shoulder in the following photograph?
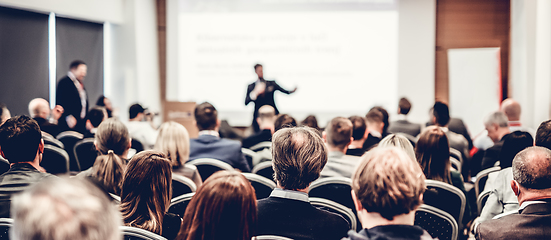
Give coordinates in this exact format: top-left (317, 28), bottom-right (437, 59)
top-left (476, 214), bottom-right (519, 239)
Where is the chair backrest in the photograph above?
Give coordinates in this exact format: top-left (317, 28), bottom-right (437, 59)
top-left (308, 177), bottom-right (361, 230)
top-left (415, 204), bottom-right (458, 240)
top-left (254, 235), bottom-right (294, 240)
top-left (73, 138), bottom-right (97, 171)
top-left (168, 192), bottom-right (195, 217)
top-left (56, 131), bottom-right (83, 172)
top-left (172, 175), bottom-right (197, 198)
top-left (0, 157), bottom-right (9, 176)
top-left (188, 158), bottom-right (234, 181)
top-left (249, 141), bottom-right (272, 152)
top-left (242, 148), bottom-right (260, 168)
top-left (309, 197), bottom-right (357, 232)
top-left (423, 180), bottom-right (466, 226)
top-left (477, 191), bottom-right (491, 215)
top-left (242, 173), bottom-right (276, 200)
top-left (42, 144), bottom-right (70, 175)
top-left (450, 157), bottom-right (461, 173)
top-left (449, 148), bottom-right (463, 164)
top-left (42, 131), bottom-right (64, 149)
top-left (0, 218), bottom-right (12, 240)
top-left (251, 161), bottom-right (274, 182)
top-left (474, 166), bottom-right (501, 199)
top-left (120, 226), bottom-right (167, 240)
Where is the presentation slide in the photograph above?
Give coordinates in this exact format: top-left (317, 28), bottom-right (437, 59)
top-left (167, 0), bottom-right (398, 126)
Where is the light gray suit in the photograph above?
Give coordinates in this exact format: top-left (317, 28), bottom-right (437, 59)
top-left (320, 151), bottom-right (361, 179)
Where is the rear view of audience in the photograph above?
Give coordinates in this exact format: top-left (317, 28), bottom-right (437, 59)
top-left (11, 177), bottom-right (121, 240)
top-left (242, 105), bottom-right (276, 149)
top-left (389, 97), bottom-right (422, 137)
top-left (363, 107), bottom-right (386, 151)
top-left (84, 106), bottom-right (107, 138)
top-left (0, 116), bottom-right (54, 217)
top-left (78, 118), bottom-right (131, 195)
top-left (120, 150), bottom-right (181, 240)
top-left (256, 126), bottom-right (350, 240)
top-left (347, 115), bottom-right (367, 157)
top-left (379, 134), bottom-right (416, 162)
top-left (155, 121), bottom-right (202, 188)
top-left (321, 117), bottom-right (360, 178)
top-left (28, 98), bottom-right (63, 137)
top-left (274, 113), bottom-right (297, 132)
top-left (344, 147), bottom-right (431, 240)
top-left (177, 170), bottom-right (257, 240)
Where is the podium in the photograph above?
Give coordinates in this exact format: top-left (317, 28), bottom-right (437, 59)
top-left (163, 101), bottom-right (198, 138)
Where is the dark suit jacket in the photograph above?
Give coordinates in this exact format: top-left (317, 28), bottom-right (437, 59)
top-left (476, 200), bottom-right (551, 240)
top-left (257, 196), bottom-right (350, 240)
top-left (56, 76), bottom-right (88, 132)
top-left (389, 120), bottom-right (422, 137)
top-left (361, 133), bottom-right (381, 152)
top-left (481, 134), bottom-right (509, 171)
top-left (33, 117), bottom-right (61, 138)
top-left (245, 80), bottom-right (292, 131)
top-left (242, 129), bottom-right (272, 149)
top-left (448, 118), bottom-right (473, 150)
top-left (0, 163), bottom-right (54, 217)
top-left (189, 135), bottom-right (250, 172)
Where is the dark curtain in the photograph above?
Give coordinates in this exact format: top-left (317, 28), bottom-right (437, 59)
top-left (55, 17), bottom-right (103, 109)
top-left (0, 7), bottom-right (49, 116)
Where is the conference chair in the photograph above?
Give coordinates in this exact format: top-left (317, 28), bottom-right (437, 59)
top-left (172, 175), bottom-right (197, 199)
top-left (308, 177), bottom-right (361, 230)
top-left (73, 138), bottom-right (97, 171)
top-left (309, 197), bottom-right (357, 232)
top-left (242, 148), bottom-right (260, 169)
top-left (249, 141), bottom-right (272, 152)
top-left (0, 218), bottom-right (12, 240)
top-left (42, 144), bottom-right (70, 175)
top-left (474, 166), bottom-right (501, 199)
top-left (423, 180), bottom-right (466, 227)
top-left (242, 173), bottom-right (276, 200)
top-left (450, 157), bottom-right (462, 173)
top-left (477, 191), bottom-right (491, 215)
top-left (168, 192), bottom-right (194, 217)
top-left (449, 148), bottom-right (463, 164)
top-left (42, 131), bottom-right (64, 149)
top-left (56, 131), bottom-right (83, 172)
top-left (187, 158), bottom-right (234, 182)
top-left (0, 157), bottom-right (9, 176)
top-left (120, 226), bottom-right (167, 240)
top-left (415, 204), bottom-right (458, 240)
top-left (254, 235), bottom-right (294, 240)
top-left (251, 161), bottom-right (274, 182)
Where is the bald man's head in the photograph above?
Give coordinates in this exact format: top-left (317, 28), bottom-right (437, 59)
top-left (513, 146), bottom-right (551, 190)
top-left (501, 98), bottom-right (521, 121)
top-left (28, 98), bottom-right (50, 119)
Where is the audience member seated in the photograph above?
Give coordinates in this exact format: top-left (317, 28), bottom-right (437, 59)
top-left (121, 150), bottom-right (181, 240)
top-left (320, 117), bottom-right (360, 178)
top-left (0, 103), bottom-right (10, 125)
top-left (479, 131), bottom-right (533, 222)
top-left (416, 126), bottom-right (471, 223)
top-left (379, 134), bottom-right (416, 162)
top-left (347, 115), bottom-right (367, 157)
top-left (84, 106), bottom-right (107, 138)
top-left (96, 95), bottom-right (115, 118)
top-left (177, 170), bottom-right (256, 240)
top-left (257, 126), bottom-right (349, 240)
top-left (11, 177), bottom-right (121, 240)
top-left (77, 118), bottom-right (131, 195)
top-left (432, 102), bottom-right (470, 179)
top-left (242, 105), bottom-right (276, 149)
top-left (189, 102), bottom-right (250, 172)
top-left (301, 115), bottom-right (321, 134)
top-left (479, 111), bottom-right (511, 171)
top-left (126, 103), bottom-right (158, 150)
top-left (274, 113), bottom-right (297, 132)
top-left (28, 98), bottom-right (63, 137)
top-left (0, 116), bottom-right (54, 217)
top-left (536, 120), bottom-right (551, 150)
top-left (155, 121), bottom-right (202, 188)
top-left (389, 97), bottom-right (422, 137)
top-left (362, 107), bottom-right (386, 151)
top-left (476, 147), bottom-right (551, 239)
top-left (343, 147), bottom-right (431, 240)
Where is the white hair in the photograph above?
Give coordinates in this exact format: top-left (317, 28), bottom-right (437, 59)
top-left (11, 178), bottom-right (121, 240)
top-left (484, 111), bottom-right (509, 128)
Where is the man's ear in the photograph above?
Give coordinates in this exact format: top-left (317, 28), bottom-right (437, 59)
top-left (511, 180), bottom-right (520, 196)
top-left (38, 139), bottom-right (44, 154)
top-left (128, 138), bottom-right (132, 150)
top-left (0, 146), bottom-right (5, 159)
top-left (94, 140), bottom-right (100, 151)
top-left (351, 190), bottom-right (364, 212)
top-left (322, 131), bottom-right (327, 143)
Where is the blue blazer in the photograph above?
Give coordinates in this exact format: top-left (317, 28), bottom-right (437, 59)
top-left (189, 135), bottom-right (250, 172)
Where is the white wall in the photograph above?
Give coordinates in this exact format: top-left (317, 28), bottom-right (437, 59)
top-left (397, 0), bottom-right (436, 124)
top-left (510, 0), bottom-right (551, 130)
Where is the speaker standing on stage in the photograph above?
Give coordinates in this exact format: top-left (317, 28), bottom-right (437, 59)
top-left (56, 60), bottom-right (88, 133)
top-left (245, 64), bottom-right (297, 132)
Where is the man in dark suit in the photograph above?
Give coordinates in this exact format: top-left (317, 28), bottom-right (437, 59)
top-left (28, 98), bottom-right (64, 137)
top-left (245, 64), bottom-right (296, 132)
top-left (257, 126), bottom-right (350, 240)
top-left (0, 116), bottom-right (55, 217)
top-left (346, 115), bottom-right (367, 156)
top-left (476, 146), bottom-right (551, 240)
top-left (189, 102), bottom-right (250, 172)
top-left (242, 105), bottom-right (276, 149)
top-left (362, 107), bottom-right (388, 151)
top-left (56, 60), bottom-right (88, 133)
top-left (479, 111), bottom-right (511, 171)
top-left (389, 97), bottom-right (422, 137)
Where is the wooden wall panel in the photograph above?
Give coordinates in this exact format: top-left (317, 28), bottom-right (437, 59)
top-left (435, 0), bottom-right (510, 103)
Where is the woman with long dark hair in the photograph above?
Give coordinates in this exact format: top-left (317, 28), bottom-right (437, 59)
top-left (177, 170), bottom-right (257, 240)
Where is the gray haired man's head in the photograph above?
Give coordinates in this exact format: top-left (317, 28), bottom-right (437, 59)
top-left (11, 178), bottom-right (121, 240)
top-left (513, 146), bottom-right (551, 190)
